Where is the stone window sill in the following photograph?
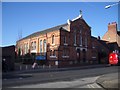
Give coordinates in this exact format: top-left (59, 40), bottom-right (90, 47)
top-left (50, 56), bottom-right (57, 58)
top-left (62, 56), bottom-right (69, 58)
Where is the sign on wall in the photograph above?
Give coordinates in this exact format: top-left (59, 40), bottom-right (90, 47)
top-left (36, 55), bottom-right (46, 60)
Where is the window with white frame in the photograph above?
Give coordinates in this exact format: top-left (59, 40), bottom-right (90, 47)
top-left (40, 40), bottom-right (42, 53)
top-left (34, 41), bottom-right (36, 50)
top-left (31, 41), bottom-right (36, 50)
top-left (43, 39), bottom-right (46, 52)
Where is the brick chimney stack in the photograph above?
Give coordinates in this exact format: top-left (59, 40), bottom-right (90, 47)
top-left (108, 22), bottom-right (117, 33)
top-left (102, 22), bottom-right (118, 43)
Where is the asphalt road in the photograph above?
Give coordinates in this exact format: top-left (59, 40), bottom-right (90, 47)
top-left (2, 65), bottom-right (119, 88)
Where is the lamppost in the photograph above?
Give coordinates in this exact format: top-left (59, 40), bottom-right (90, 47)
top-left (105, 2), bottom-right (119, 9)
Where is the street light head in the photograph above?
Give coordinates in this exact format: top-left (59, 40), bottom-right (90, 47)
top-left (105, 5), bottom-right (111, 9)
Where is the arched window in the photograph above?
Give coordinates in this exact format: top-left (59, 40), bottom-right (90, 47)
top-left (43, 39), bottom-right (46, 52)
top-left (24, 44), bottom-right (26, 54)
top-left (40, 40), bottom-right (42, 53)
top-left (52, 35), bottom-right (55, 44)
top-left (34, 41), bottom-right (36, 50)
top-left (31, 42), bottom-right (34, 50)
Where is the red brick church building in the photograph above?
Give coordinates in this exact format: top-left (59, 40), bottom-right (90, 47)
top-left (16, 12), bottom-right (109, 67)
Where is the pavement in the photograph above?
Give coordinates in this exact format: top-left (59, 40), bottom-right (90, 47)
top-left (3, 64), bottom-right (109, 75)
top-left (96, 72), bottom-right (119, 89)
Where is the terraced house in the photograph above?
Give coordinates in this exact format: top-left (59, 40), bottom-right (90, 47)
top-left (16, 12), bottom-right (108, 67)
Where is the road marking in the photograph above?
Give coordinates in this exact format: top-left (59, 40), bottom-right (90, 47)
top-left (87, 83), bottom-right (102, 88)
top-left (87, 84), bottom-right (94, 88)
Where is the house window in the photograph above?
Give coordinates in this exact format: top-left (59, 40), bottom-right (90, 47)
top-left (63, 49), bottom-right (67, 56)
top-left (50, 50), bottom-right (57, 58)
top-left (50, 50), bottom-right (56, 56)
top-left (62, 49), bottom-right (69, 58)
top-left (40, 40), bottom-right (42, 53)
top-left (52, 35), bottom-right (55, 44)
top-left (43, 39), bottom-right (46, 52)
top-left (92, 43), bottom-right (95, 48)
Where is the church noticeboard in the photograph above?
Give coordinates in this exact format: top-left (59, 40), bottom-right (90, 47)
top-left (35, 55), bottom-right (46, 60)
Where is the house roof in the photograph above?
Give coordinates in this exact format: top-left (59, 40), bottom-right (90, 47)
top-left (17, 23), bottom-right (68, 42)
top-left (17, 14), bottom-right (90, 42)
top-left (91, 36), bottom-right (109, 49)
top-left (97, 39), bottom-right (109, 49)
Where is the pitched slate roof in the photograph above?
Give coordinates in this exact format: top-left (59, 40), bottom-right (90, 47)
top-left (91, 36), bottom-right (109, 49)
top-left (18, 23), bottom-right (68, 42)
